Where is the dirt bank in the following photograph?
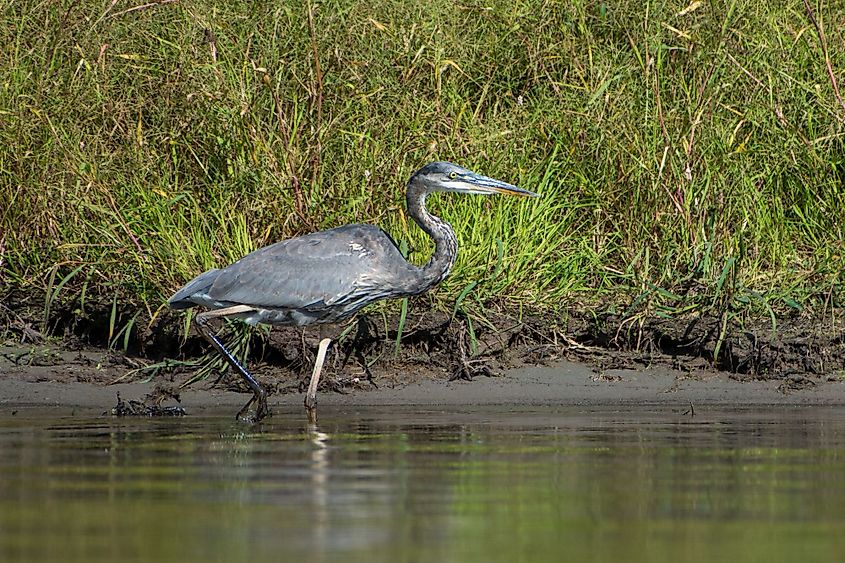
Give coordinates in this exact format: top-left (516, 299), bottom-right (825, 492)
top-left (2, 302), bottom-right (844, 416)
top-left (2, 343), bottom-right (844, 417)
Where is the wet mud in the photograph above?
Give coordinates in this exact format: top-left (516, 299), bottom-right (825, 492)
top-left (2, 295), bottom-right (845, 413)
top-left (3, 358), bottom-right (845, 417)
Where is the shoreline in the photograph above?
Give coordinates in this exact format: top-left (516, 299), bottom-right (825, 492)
top-left (3, 360), bottom-right (845, 417)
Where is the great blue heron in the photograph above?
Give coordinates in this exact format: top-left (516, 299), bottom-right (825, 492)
top-left (168, 161), bottom-right (539, 422)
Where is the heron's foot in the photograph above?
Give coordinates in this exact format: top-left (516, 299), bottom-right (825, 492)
top-left (304, 388), bottom-right (317, 424)
top-left (304, 391), bottom-right (317, 411)
top-left (236, 389), bottom-right (271, 424)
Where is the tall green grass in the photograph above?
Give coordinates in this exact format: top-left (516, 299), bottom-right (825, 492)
top-left (1, 0), bottom-right (843, 336)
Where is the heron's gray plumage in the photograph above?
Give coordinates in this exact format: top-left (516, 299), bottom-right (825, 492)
top-left (172, 224), bottom-right (432, 326)
top-left (167, 161), bottom-right (539, 422)
top-left (168, 268), bottom-right (220, 309)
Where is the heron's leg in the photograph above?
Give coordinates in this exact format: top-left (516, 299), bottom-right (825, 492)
top-left (194, 306), bottom-right (270, 423)
top-left (305, 338), bottom-right (332, 415)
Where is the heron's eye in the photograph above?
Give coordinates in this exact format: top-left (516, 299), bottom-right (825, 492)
top-left (449, 172), bottom-right (457, 179)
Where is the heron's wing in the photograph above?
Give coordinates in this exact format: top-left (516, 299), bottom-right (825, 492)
top-left (168, 268), bottom-right (220, 309)
top-left (207, 225), bottom-right (415, 311)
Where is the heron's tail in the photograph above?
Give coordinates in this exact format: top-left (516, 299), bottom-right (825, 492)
top-left (167, 268), bottom-right (220, 309)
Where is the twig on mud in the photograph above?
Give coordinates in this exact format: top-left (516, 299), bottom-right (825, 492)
top-left (559, 332), bottom-right (600, 352)
top-left (450, 358), bottom-right (492, 381)
top-left (109, 390), bottom-right (186, 417)
top-left (448, 318), bottom-right (494, 381)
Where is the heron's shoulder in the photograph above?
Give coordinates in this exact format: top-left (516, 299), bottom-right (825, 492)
top-left (239, 224), bottom-right (398, 262)
top-left (298, 224), bottom-right (398, 248)
top-left (323, 223), bottom-right (388, 237)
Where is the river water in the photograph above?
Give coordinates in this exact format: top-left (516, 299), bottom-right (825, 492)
top-left (1, 406), bottom-right (843, 562)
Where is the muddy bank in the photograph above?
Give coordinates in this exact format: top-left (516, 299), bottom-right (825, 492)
top-left (2, 342), bottom-right (845, 416)
top-left (2, 298), bottom-right (845, 414)
top-left (7, 300), bottom-right (845, 379)
top-left (563, 310), bottom-right (845, 378)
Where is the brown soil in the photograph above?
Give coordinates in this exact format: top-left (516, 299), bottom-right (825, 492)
top-left (3, 351), bottom-right (845, 417)
top-left (2, 298), bottom-right (845, 414)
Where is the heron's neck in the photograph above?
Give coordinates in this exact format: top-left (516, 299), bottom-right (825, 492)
top-left (406, 183), bottom-right (458, 292)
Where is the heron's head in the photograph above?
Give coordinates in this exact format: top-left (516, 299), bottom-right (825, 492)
top-left (409, 161), bottom-right (539, 198)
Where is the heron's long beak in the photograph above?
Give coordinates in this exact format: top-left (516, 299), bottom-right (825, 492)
top-left (460, 172), bottom-right (541, 198)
